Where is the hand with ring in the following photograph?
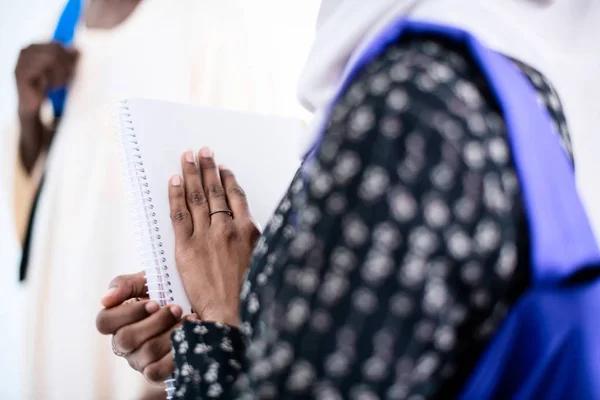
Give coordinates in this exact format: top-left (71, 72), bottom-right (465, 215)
top-left (168, 147), bottom-right (260, 327)
top-left (96, 272), bottom-right (196, 384)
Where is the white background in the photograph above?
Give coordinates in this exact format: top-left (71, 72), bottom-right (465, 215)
top-left (0, 1), bottom-right (66, 398)
top-left (0, 1), bottom-right (319, 398)
top-left (1, 1), bottom-right (600, 400)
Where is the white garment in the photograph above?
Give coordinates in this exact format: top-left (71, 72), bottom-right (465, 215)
top-left (298, 0), bottom-right (600, 240)
top-left (22, 1), bottom-right (300, 399)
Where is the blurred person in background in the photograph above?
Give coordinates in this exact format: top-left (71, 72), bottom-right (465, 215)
top-left (96, 0), bottom-right (600, 399)
top-left (9, 0), bottom-right (305, 399)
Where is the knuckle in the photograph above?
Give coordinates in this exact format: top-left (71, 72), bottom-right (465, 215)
top-left (218, 221), bottom-right (238, 241)
top-left (220, 169), bottom-right (234, 179)
top-left (108, 275), bottom-right (125, 289)
top-left (49, 42), bottom-right (62, 52)
top-left (143, 338), bottom-right (163, 361)
top-left (170, 209), bottom-right (190, 224)
top-left (114, 328), bottom-right (135, 352)
top-left (242, 220), bottom-right (261, 238)
top-left (168, 189), bottom-right (185, 201)
top-left (136, 340), bottom-right (162, 370)
top-left (228, 185), bottom-right (246, 198)
top-left (95, 311), bottom-right (110, 334)
top-left (188, 191), bottom-right (206, 206)
top-left (158, 307), bottom-right (178, 326)
top-left (208, 184), bottom-right (225, 198)
top-left (126, 357), bottom-right (140, 372)
top-left (184, 162), bottom-right (200, 174)
top-left (144, 363), bottom-right (167, 383)
top-left (199, 157), bottom-right (217, 169)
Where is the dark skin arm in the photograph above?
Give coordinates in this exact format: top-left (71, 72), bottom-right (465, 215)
top-left (17, 112), bottom-right (54, 175)
top-left (14, 42), bottom-right (78, 174)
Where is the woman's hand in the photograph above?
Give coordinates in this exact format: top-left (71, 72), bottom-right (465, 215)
top-left (96, 272), bottom-right (193, 384)
top-left (168, 147), bottom-right (260, 327)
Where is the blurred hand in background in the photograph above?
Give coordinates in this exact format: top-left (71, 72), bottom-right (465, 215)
top-left (15, 42), bottom-right (78, 117)
top-left (15, 42), bottom-right (78, 173)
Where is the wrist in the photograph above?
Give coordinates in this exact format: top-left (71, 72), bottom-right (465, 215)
top-left (202, 308), bottom-right (240, 328)
top-left (18, 107), bottom-right (41, 123)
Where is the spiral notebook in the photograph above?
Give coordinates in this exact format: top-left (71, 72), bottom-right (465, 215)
top-left (114, 98), bottom-right (303, 397)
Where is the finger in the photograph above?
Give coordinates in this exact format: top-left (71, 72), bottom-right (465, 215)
top-left (169, 174), bottom-right (193, 239)
top-left (41, 46), bottom-right (64, 87)
top-left (113, 305), bottom-right (182, 354)
top-left (28, 73), bottom-right (48, 96)
top-left (65, 47), bottom-right (80, 62)
top-left (46, 46), bottom-right (78, 87)
top-left (19, 53), bottom-right (56, 77)
top-left (40, 42), bottom-right (67, 60)
top-left (143, 352), bottom-right (175, 384)
top-left (56, 47), bottom-right (79, 81)
top-left (64, 48), bottom-right (79, 79)
top-left (20, 46), bottom-right (76, 83)
top-left (185, 313), bottom-right (200, 321)
top-left (51, 55), bottom-right (75, 87)
top-left (218, 165), bottom-right (250, 219)
top-left (96, 300), bottom-right (159, 335)
top-left (197, 147), bottom-right (229, 223)
top-left (21, 43), bottom-right (59, 57)
top-left (29, 45), bottom-right (63, 66)
top-left (45, 62), bottom-right (68, 88)
top-left (181, 151), bottom-right (209, 230)
top-left (20, 43), bottom-right (63, 61)
top-left (127, 327), bottom-right (174, 373)
top-left (102, 271), bottom-right (148, 308)
top-left (18, 61), bottom-right (56, 94)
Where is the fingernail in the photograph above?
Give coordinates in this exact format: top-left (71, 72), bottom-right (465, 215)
top-left (170, 175), bottom-right (181, 186)
top-left (199, 147), bottom-right (213, 158)
top-left (145, 302), bottom-right (160, 314)
top-left (102, 287), bottom-right (118, 302)
top-left (184, 150), bottom-right (195, 164)
top-left (218, 164), bottom-right (228, 170)
top-left (187, 314), bottom-right (199, 321)
top-left (170, 306), bottom-right (183, 319)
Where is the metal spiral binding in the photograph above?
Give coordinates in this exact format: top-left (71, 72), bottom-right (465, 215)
top-left (113, 100), bottom-right (176, 399)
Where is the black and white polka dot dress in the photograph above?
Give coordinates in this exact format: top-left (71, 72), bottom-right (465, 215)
top-left (171, 35), bottom-right (573, 399)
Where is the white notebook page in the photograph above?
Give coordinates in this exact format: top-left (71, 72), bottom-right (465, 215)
top-left (118, 98), bottom-right (304, 314)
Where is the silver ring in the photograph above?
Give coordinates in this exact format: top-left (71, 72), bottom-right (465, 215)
top-left (209, 209), bottom-right (233, 218)
top-left (112, 335), bottom-right (133, 358)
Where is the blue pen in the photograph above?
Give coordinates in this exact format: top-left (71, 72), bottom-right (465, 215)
top-left (49, 0), bottom-right (82, 117)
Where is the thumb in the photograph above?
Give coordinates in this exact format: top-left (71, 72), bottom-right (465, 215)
top-left (101, 271), bottom-right (147, 308)
top-left (66, 47), bottom-right (79, 57)
top-left (65, 47), bottom-right (80, 66)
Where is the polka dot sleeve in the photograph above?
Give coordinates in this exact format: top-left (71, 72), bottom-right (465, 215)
top-left (172, 321), bottom-right (246, 399)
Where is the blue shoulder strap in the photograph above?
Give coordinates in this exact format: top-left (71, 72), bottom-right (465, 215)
top-left (49, 0), bottom-right (82, 117)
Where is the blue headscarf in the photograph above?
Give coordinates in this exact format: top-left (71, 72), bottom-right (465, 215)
top-left (49, 0), bottom-right (82, 117)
